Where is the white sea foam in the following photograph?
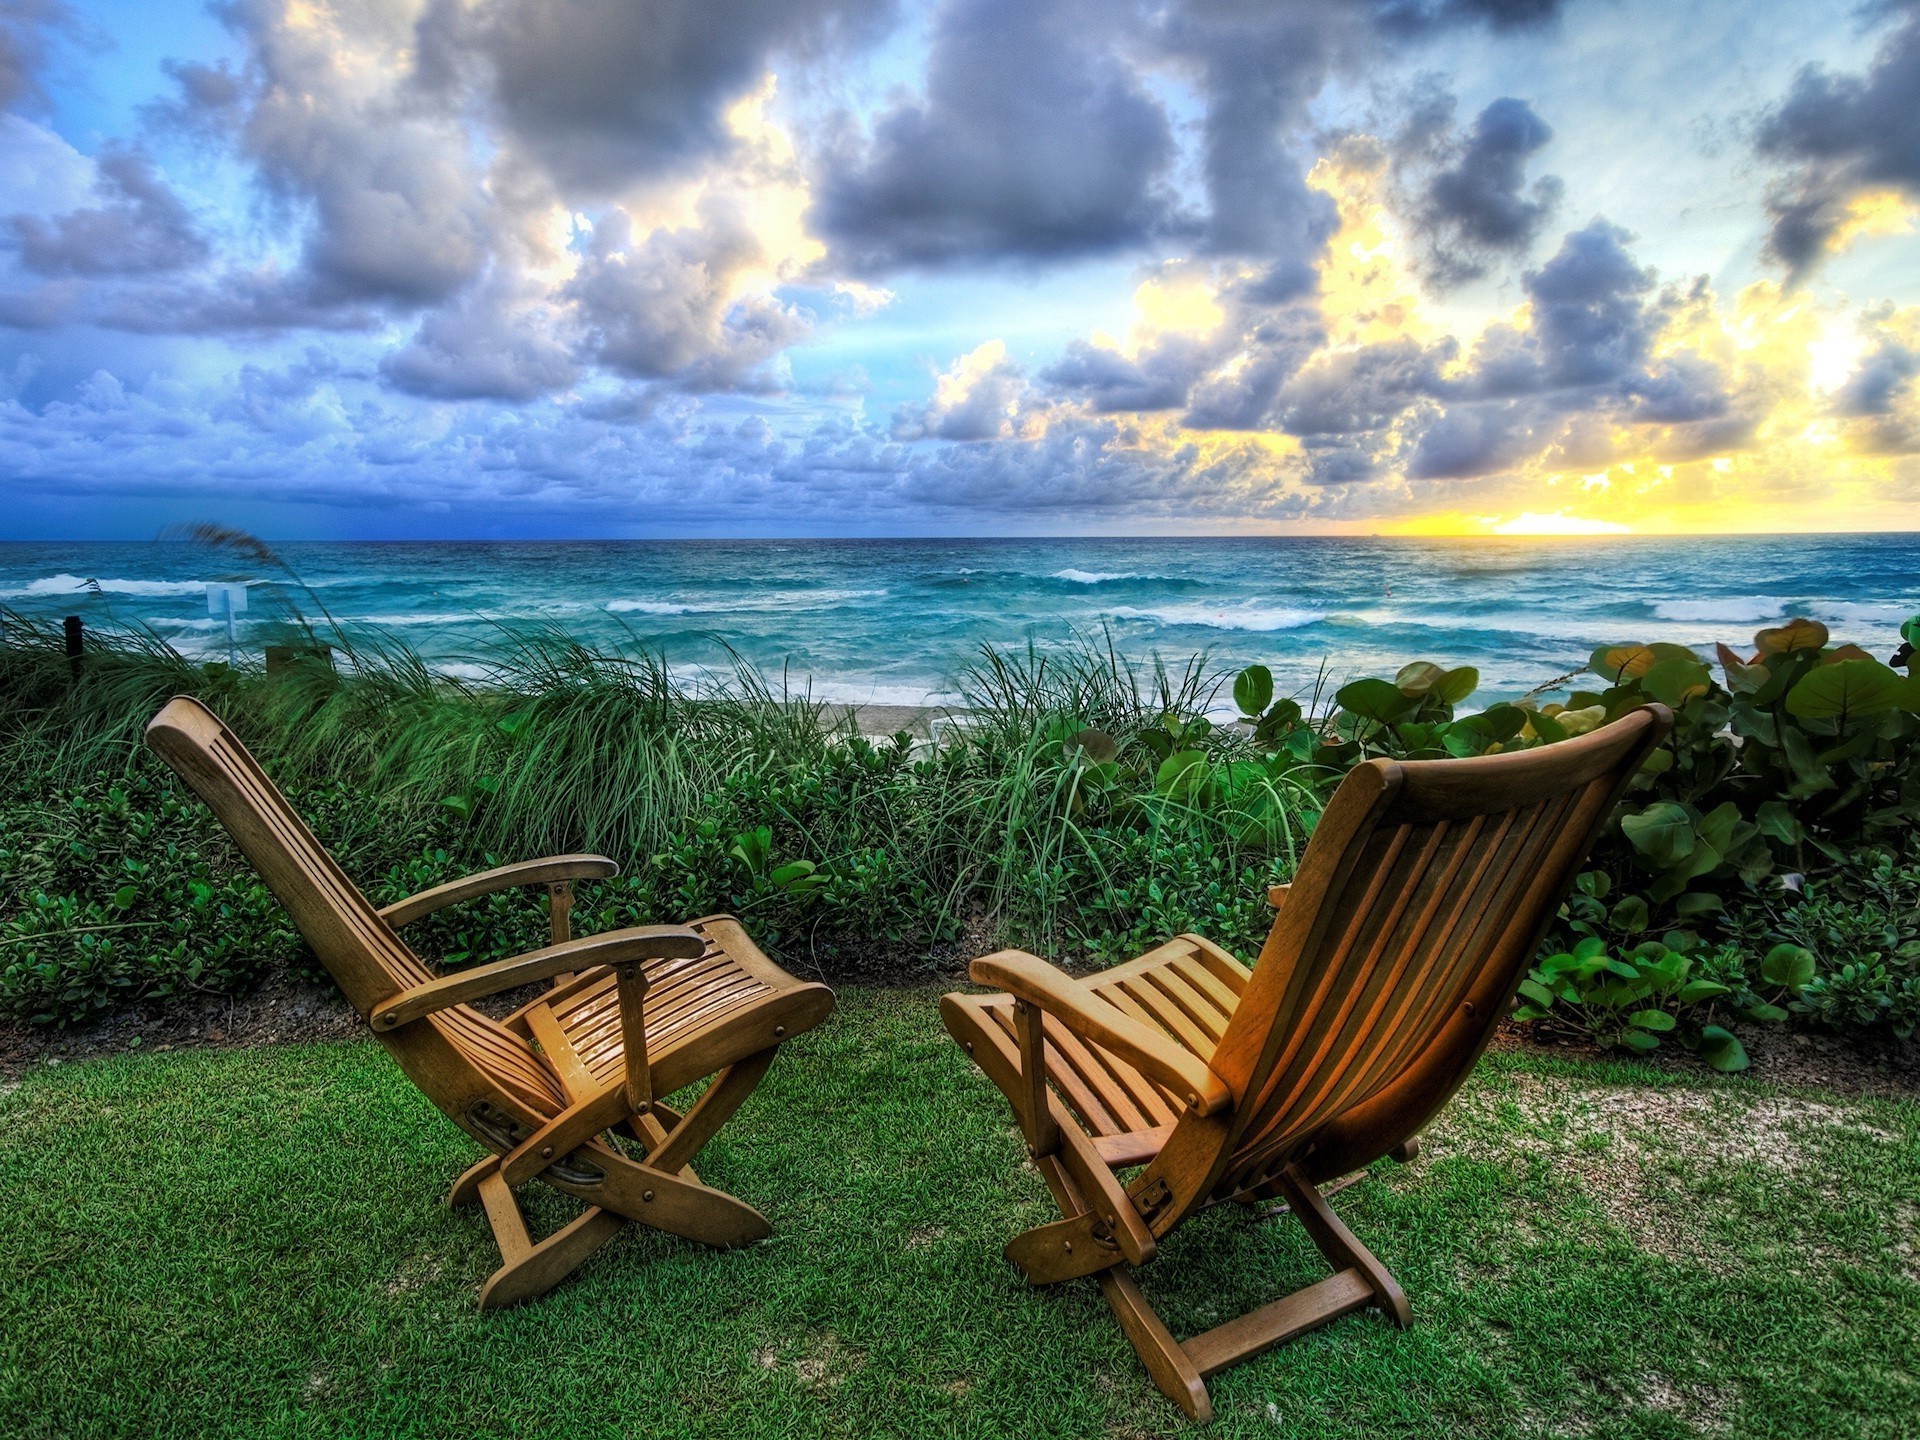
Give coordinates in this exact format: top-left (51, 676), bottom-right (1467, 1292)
top-left (1107, 602), bottom-right (1326, 632)
top-left (1814, 600), bottom-right (1912, 627)
top-left (1651, 597), bottom-right (1788, 624)
top-left (801, 678), bottom-right (965, 709)
top-left (0, 572), bottom-right (239, 598)
top-left (606, 588), bottom-right (886, 615)
top-left (1052, 569), bottom-right (1135, 584)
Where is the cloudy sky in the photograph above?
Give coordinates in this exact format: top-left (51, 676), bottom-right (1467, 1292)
top-left (2, 0), bottom-right (1918, 539)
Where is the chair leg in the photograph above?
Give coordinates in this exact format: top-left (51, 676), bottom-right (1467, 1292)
top-left (472, 1169), bottom-right (626, 1309)
top-left (447, 1153), bottom-right (500, 1208)
top-left (1098, 1266), bottom-right (1213, 1422)
top-left (1274, 1165), bottom-right (1411, 1327)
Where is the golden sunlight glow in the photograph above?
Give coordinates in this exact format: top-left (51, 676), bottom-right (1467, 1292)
top-left (1830, 190), bottom-right (1920, 255)
top-left (1493, 512), bottom-right (1633, 536)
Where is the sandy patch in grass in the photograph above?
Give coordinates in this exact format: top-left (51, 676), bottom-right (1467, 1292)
top-left (1421, 1074), bottom-right (1911, 1274)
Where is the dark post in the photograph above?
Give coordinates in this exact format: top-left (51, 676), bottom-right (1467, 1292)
top-left (64, 615), bottom-right (83, 680)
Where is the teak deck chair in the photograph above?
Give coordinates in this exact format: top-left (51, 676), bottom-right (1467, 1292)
top-left (942, 705), bottom-right (1672, 1419)
top-left (146, 696), bottom-right (833, 1309)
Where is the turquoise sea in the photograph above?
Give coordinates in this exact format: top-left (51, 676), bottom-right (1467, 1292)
top-left (3, 536), bottom-right (1914, 709)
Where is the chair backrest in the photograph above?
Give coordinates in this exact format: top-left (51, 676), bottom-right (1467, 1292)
top-left (145, 697), bottom-right (561, 1119)
top-left (1203, 704), bottom-right (1671, 1199)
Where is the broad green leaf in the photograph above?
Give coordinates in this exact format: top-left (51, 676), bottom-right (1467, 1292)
top-left (1698, 1025), bottom-right (1750, 1072)
top-left (1753, 800), bottom-right (1800, 847)
top-left (1335, 678), bottom-right (1415, 724)
top-left (1716, 643), bottom-right (1768, 695)
top-left (1628, 1009), bottom-right (1677, 1032)
top-left (1528, 708), bottom-right (1569, 744)
top-left (1743, 1003), bottom-right (1790, 1023)
top-left (1760, 943), bottom-right (1816, 991)
top-left (1438, 666), bottom-right (1480, 703)
top-left (1620, 802), bottom-right (1696, 868)
top-left (1677, 979), bottom-right (1732, 1004)
top-left (1674, 891), bottom-right (1724, 918)
top-left (1517, 978), bottom-right (1558, 1010)
top-left (1640, 655), bottom-right (1712, 708)
top-left (1610, 895), bottom-right (1650, 932)
top-left (1155, 750), bottom-right (1210, 798)
top-left (1785, 658), bottom-right (1909, 721)
top-left (111, 886), bottom-right (138, 909)
top-left (1621, 1029), bottom-right (1662, 1052)
top-left (769, 860), bottom-right (817, 887)
top-left (1233, 665), bottom-right (1273, 719)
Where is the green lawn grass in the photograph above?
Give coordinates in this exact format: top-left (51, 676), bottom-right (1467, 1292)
top-left (2, 987), bottom-right (1916, 1439)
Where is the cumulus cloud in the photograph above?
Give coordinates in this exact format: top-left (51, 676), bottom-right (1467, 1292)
top-left (814, 0), bottom-right (1177, 272)
top-left (7, 144), bottom-right (206, 276)
top-left (380, 267), bottom-right (581, 401)
top-left (892, 340), bottom-right (1030, 441)
top-left (1396, 94), bottom-right (1562, 287)
top-left (567, 199), bottom-right (812, 395)
top-left (1755, 3), bottom-right (1920, 277)
top-left (449, 0), bottom-right (893, 195)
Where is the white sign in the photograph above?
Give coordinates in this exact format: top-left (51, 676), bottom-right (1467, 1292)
top-left (206, 583), bottom-right (248, 616)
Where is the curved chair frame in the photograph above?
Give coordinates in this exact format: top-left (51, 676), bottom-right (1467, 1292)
top-left (147, 696), bottom-right (833, 1307)
top-left (943, 706), bottom-right (1672, 1419)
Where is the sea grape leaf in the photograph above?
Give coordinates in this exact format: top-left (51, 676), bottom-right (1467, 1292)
top-left (1620, 802), bottom-right (1696, 868)
top-left (1590, 644), bottom-right (1656, 681)
top-left (1755, 618), bottom-right (1829, 655)
top-left (1438, 666), bottom-right (1480, 703)
top-left (1697, 1025), bottom-right (1749, 1072)
top-left (1394, 661), bottom-right (1447, 697)
top-left (1233, 665), bottom-right (1273, 719)
top-left (1071, 727), bottom-right (1118, 763)
top-left (1336, 678), bottom-right (1415, 724)
top-left (1155, 750), bottom-right (1210, 798)
top-left (1529, 708), bottom-right (1569, 744)
top-left (1761, 943), bottom-right (1816, 991)
top-left (1640, 655), bottom-right (1712, 708)
top-left (1785, 658), bottom-right (1909, 722)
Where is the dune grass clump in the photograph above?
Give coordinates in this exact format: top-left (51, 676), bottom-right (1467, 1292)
top-left (0, 611), bottom-right (1303, 1026)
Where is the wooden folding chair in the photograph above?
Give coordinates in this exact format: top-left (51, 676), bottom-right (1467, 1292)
top-left (147, 696), bottom-right (833, 1308)
top-left (943, 705), bottom-right (1671, 1419)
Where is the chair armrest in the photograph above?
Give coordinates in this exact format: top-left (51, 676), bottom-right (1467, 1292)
top-left (369, 925), bottom-right (704, 1031)
top-left (377, 855), bottom-right (618, 929)
top-left (970, 950), bottom-right (1233, 1117)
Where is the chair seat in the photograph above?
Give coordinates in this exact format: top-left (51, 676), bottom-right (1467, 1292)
top-left (954, 933), bottom-right (1250, 1166)
top-left (509, 915), bottom-right (817, 1101)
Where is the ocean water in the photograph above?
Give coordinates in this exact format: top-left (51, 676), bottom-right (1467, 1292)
top-left (3, 536), bottom-right (1914, 709)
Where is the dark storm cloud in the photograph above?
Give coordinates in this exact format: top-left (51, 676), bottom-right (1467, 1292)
top-left (0, 0), bottom-right (70, 114)
top-left (1468, 220), bottom-right (1658, 394)
top-left (1835, 336), bottom-right (1919, 417)
top-left (1041, 336), bottom-right (1211, 413)
top-left (1274, 336), bottom-right (1454, 435)
top-left (810, 0), bottom-right (1572, 283)
top-left (7, 145), bottom-right (207, 276)
top-left (452, 0), bottom-right (895, 195)
top-left (812, 0), bottom-right (1179, 273)
top-left (1398, 95), bottom-right (1562, 287)
top-left (1405, 398), bottom-right (1541, 478)
top-left (1179, 299), bottom-right (1327, 430)
top-left (1755, 3), bottom-right (1920, 276)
